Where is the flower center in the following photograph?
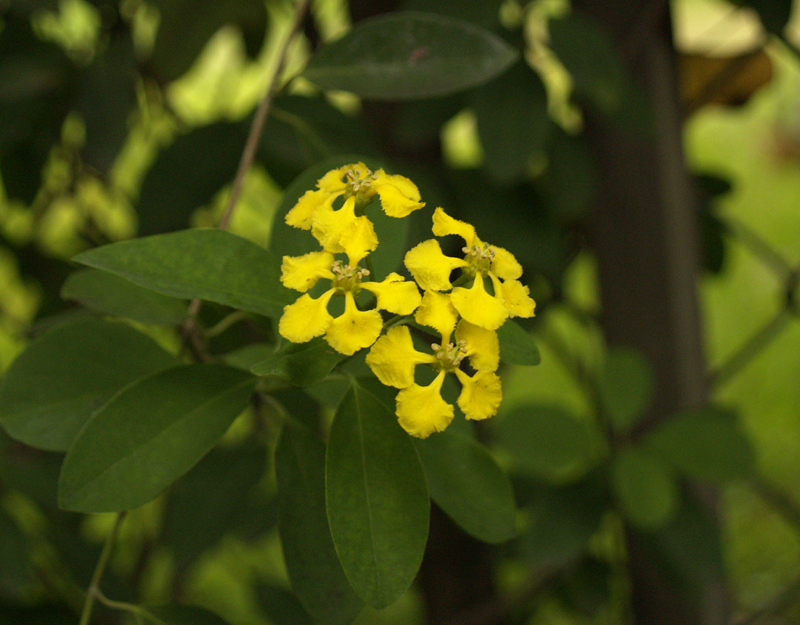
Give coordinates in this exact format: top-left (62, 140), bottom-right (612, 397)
top-left (331, 260), bottom-right (370, 295)
top-left (343, 167), bottom-right (379, 199)
top-left (431, 339), bottom-right (467, 372)
top-left (462, 243), bottom-right (496, 276)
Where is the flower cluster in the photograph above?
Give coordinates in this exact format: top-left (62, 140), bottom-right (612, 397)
top-left (278, 163), bottom-right (535, 437)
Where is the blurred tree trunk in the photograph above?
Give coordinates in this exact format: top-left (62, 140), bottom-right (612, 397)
top-left (573, 2), bottom-right (727, 624)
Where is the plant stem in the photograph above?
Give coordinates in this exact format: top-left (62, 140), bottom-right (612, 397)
top-left (78, 512), bottom-right (125, 625)
top-left (217, 0), bottom-right (311, 231)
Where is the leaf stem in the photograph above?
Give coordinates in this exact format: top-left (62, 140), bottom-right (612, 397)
top-left (94, 589), bottom-right (168, 625)
top-left (78, 512), bottom-right (125, 625)
top-left (217, 0), bottom-right (311, 231)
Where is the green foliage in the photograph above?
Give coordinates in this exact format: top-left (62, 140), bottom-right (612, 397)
top-left (326, 382), bottom-right (429, 608)
top-left (497, 319), bottom-right (541, 366)
top-left (303, 12), bottom-right (517, 99)
top-left (58, 364), bottom-right (256, 512)
top-left (0, 318), bottom-right (178, 451)
top-left (73, 229), bottom-right (293, 317)
top-left (611, 446), bottom-right (679, 531)
top-left (598, 346), bottom-right (654, 434)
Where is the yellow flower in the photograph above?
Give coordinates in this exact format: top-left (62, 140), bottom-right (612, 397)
top-left (285, 163), bottom-right (425, 258)
top-left (279, 250), bottom-right (421, 355)
top-left (365, 291), bottom-right (502, 438)
top-left (404, 208), bottom-right (535, 331)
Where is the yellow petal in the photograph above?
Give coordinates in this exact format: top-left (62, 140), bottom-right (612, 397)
top-left (404, 239), bottom-right (467, 291)
top-left (374, 173), bottom-right (425, 217)
top-left (491, 246), bottom-right (523, 281)
top-left (455, 319), bottom-right (499, 372)
top-left (279, 290), bottom-right (335, 344)
top-left (415, 290), bottom-right (458, 339)
top-left (361, 273), bottom-right (421, 315)
top-left (325, 293), bottom-right (383, 355)
top-left (366, 325), bottom-right (434, 388)
top-left (312, 196), bottom-right (378, 259)
top-left (451, 275), bottom-right (508, 331)
top-left (495, 276), bottom-right (536, 318)
top-left (431, 207), bottom-right (476, 244)
top-left (455, 369), bottom-right (502, 421)
top-left (317, 167), bottom-right (348, 193)
top-left (280, 251), bottom-right (335, 292)
top-left (396, 372), bottom-right (454, 438)
top-left (285, 189), bottom-right (330, 230)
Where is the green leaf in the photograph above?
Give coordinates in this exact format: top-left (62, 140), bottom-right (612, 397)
top-left (611, 446), bottom-right (678, 531)
top-left (0, 508), bottom-right (32, 592)
top-left (255, 583), bottom-right (315, 625)
top-left (251, 338), bottom-right (344, 387)
top-left (0, 318), bottom-right (178, 451)
top-left (222, 343), bottom-right (274, 371)
top-left (497, 320), bottom-right (540, 366)
top-left (136, 122), bottom-right (248, 235)
top-left (472, 60), bottom-right (551, 184)
top-left (146, 605), bottom-right (234, 625)
top-left (598, 346), bottom-right (653, 434)
top-left (73, 229), bottom-right (293, 318)
top-left (303, 11), bottom-right (518, 100)
top-left (414, 430), bottom-right (516, 543)
top-left (162, 444), bottom-right (266, 573)
top-left (61, 268), bottom-right (188, 325)
top-left (58, 364), bottom-right (256, 512)
top-left (742, 0), bottom-right (792, 35)
top-left (276, 425), bottom-right (364, 625)
top-left (644, 406), bottom-right (754, 482)
top-left (326, 382), bottom-right (429, 608)
top-left (496, 404), bottom-right (593, 481)
top-left (517, 475), bottom-right (607, 568)
top-left (270, 156), bottom-right (410, 278)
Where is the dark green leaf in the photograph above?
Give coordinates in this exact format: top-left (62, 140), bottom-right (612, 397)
top-left (497, 319), bottom-right (540, 366)
top-left (74, 30), bottom-right (137, 175)
top-left (401, 0), bottom-right (503, 28)
top-left (303, 12), bottom-right (518, 100)
top-left (270, 157), bottom-right (410, 279)
top-left (0, 318), bottom-right (177, 451)
top-left (518, 475), bottom-right (607, 568)
top-left (496, 404), bottom-right (593, 480)
top-left (147, 0), bottom-right (267, 83)
top-left (611, 446), bottom-right (678, 531)
top-left (0, 508), bottom-right (32, 593)
top-left (255, 583), bottom-right (315, 625)
top-left (72, 229), bottom-right (293, 317)
top-left (326, 382), bottom-right (429, 608)
top-left (136, 122), bottom-right (247, 235)
top-left (251, 338), bottom-right (344, 387)
top-left (276, 425), bottom-right (363, 625)
top-left (472, 60), bottom-right (551, 183)
top-left (2, 605), bottom-right (75, 625)
top-left (414, 430), bottom-right (515, 543)
top-left (58, 364), bottom-right (256, 512)
top-left (742, 0), bottom-right (792, 34)
top-left (61, 268), bottom-right (188, 325)
top-left (538, 127), bottom-right (598, 220)
top-left (222, 343), bottom-right (274, 371)
top-left (162, 445), bottom-right (266, 572)
top-left (598, 346), bottom-right (653, 434)
top-left (146, 605), bottom-right (234, 625)
top-left (644, 406), bottom-right (754, 482)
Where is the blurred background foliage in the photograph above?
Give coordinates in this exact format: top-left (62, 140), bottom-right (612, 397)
top-left (3, 0), bottom-right (800, 623)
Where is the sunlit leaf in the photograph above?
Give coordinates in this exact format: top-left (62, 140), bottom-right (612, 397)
top-left (303, 12), bottom-right (518, 100)
top-left (276, 425), bottom-right (364, 624)
top-left (72, 229), bottom-right (293, 318)
top-left (326, 382), bottom-right (429, 608)
top-left (611, 446), bottom-right (678, 531)
top-left (644, 406), bottom-right (754, 482)
top-left (61, 268), bottom-right (188, 325)
top-left (497, 320), bottom-right (540, 366)
top-left (0, 319), bottom-right (177, 451)
top-left (414, 430), bottom-right (515, 543)
top-left (251, 338), bottom-right (344, 387)
top-left (496, 404), bottom-right (593, 481)
top-left (58, 364), bottom-right (255, 512)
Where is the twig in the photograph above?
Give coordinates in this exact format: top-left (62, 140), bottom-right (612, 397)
top-left (78, 512), bottom-right (125, 625)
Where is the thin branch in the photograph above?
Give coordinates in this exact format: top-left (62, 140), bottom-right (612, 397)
top-left (707, 310), bottom-right (790, 389)
top-left (723, 216), bottom-right (794, 279)
top-left (218, 0), bottom-right (311, 231)
top-left (78, 512), bottom-right (125, 625)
